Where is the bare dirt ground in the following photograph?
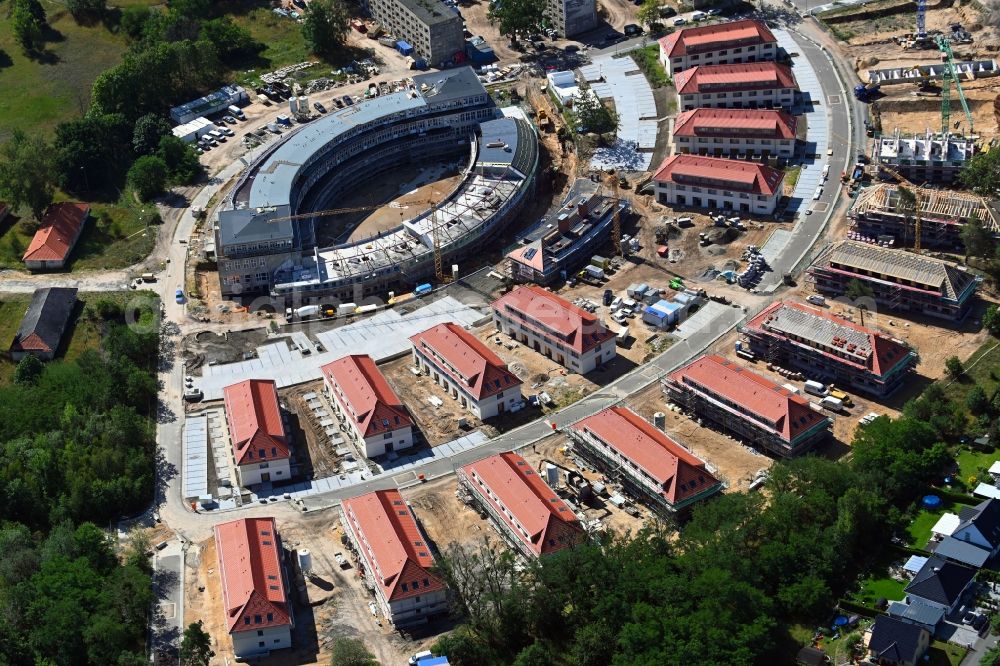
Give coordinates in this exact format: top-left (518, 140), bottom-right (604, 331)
top-left (876, 78), bottom-right (1000, 137)
top-left (281, 381), bottom-right (352, 480)
top-left (625, 381), bottom-right (775, 491)
top-left (405, 475), bottom-right (498, 551)
top-left (381, 355), bottom-right (487, 445)
top-left (343, 170), bottom-right (465, 243)
top-left (181, 328), bottom-right (272, 371)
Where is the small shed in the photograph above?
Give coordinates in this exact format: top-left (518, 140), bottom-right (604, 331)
top-left (9, 287), bottom-right (79, 361)
top-left (795, 646), bottom-right (827, 666)
top-left (642, 300), bottom-right (682, 329)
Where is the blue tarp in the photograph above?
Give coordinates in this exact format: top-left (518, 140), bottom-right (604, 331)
top-left (417, 658), bottom-right (450, 666)
top-left (396, 40), bottom-right (414, 55)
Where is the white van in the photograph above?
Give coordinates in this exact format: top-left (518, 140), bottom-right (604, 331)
top-left (691, 10), bottom-right (707, 20)
top-left (782, 383), bottom-right (800, 395)
top-left (804, 380), bottom-right (828, 397)
top-left (227, 105), bottom-right (245, 120)
top-left (820, 396), bottom-right (844, 412)
top-left (806, 294), bottom-right (826, 306)
top-left (409, 651), bottom-right (433, 666)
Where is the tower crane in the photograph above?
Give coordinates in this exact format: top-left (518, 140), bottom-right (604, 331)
top-left (936, 36), bottom-right (975, 135)
top-left (879, 165), bottom-right (924, 251)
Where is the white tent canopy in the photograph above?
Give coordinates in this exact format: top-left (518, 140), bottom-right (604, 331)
top-left (931, 512), bottom-right (961, 537)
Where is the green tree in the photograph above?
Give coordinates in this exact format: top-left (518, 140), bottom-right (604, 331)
top-left (960, 214), bottom-right (995, 261)
top-left (0, 131), bottom-right (54, 219)
top-left (984, 304), bottom-right (1000, 337)
top-left (132, 113), bottom-right (173, 156)
top-left (13, 355), bottom-right (44, 386)
top-left (169, 0), bottom-right (211, 18)
top-left (54, 113), bottom-right (133, 193)
top-left (488, 0), bottom-right (544, 43)
top-left (945, 355), bottom-right (964, 379)
top-left (156, 135), bottom-right (202, 185)
top-left (637, 0), bottom-right (661, 26)
top-left (329, 637), bottom-right (377, 666)
top-left (574, 91), bottom-right (619, 143)
top-left (199, 17), bottom-right (262, 65)
top-left (959, 149), bottom-right (1000, 197)
top-left (66, 0), bottom-right (105, 21)
top-left (11, 1), bottom-right (45, 52)
top-left (127, 156), bottom-right (168, 201)
top-left (844, 278), bottom-right (874, 302)
top-left (982, 643), bottom-right (1000, 666)
top-left (180, 620), bottom-right (214, 666)
top-left (120, 5), bottom-right (152, 40)
top-left (301, 0), bottom-right (350, 60)
top-left (967, 385), bottom-right (989, 416)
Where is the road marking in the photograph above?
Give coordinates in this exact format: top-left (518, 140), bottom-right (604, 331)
top-left (828, 95), bottom-right (842, 105)
top-left (160, 602), bottom-right (176, 619)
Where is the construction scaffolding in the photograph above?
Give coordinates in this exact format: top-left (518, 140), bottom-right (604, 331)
top-left (849, 183), bottom-right (1000, 249)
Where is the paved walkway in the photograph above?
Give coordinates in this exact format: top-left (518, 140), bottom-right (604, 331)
top-left (580, 54), bottom-right (657, 171)
top-left (196, 296), bottom-right (485, 400)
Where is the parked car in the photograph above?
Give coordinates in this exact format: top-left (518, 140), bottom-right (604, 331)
top-left (603, 289), bottom-right (614, 306)
top-left (222, 115), bottom-right (238, 124)
top-left (623, 23), bottom-right (642, 36)
top-left (707, 7), bottom-right (723, 15)
top-left (658, 5), bottom-right (677, 17)
top-left (673, 17), bottom-right (687, 25)
top-left (342, 95), bottom-right (354, 106)
top-left (313, 101), bottom-right (328, 113)
top-left (175, 289), bottom-right (185, 304)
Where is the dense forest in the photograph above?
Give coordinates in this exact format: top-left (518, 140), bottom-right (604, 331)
top-left (433, 397), bottom-right (957, 665)
top-left (0, 298), bottom-right (159, 665)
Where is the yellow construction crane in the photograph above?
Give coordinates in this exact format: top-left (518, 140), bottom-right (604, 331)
top-left (879, 165), bottom-right (923, 252)
top-left (604, 172), bottom-right (623, 257)
top-left (430, 207), bottom-right (449, 283)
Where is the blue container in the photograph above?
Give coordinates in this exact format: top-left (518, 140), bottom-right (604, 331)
top-left (396, 40), bottom-right (414, 56)
top-left (415, 283), bottom-right (432, 296)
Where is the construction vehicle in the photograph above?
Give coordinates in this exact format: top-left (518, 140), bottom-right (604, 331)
top-left (936, 35), bottom-right (975, 135)
top-left (537, 108), bottom-right (553, 132)
top-left (853, 81), bottom-right (880, 103)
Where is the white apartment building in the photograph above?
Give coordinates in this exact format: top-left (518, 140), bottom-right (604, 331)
top-left (321, 354), bottom-right (415, 458)
top-left (672, 108), bottom-right (797, 158)
top-left (674, 62), bottom-right (798, 112)
top-left (223, 379), bottom-right (292, 487)
top-left (491, 285), bottom-right (616, 374)
top-left (659, 19), bottom-right (778, 74)
top-left (341, 490), bottom-right (448, 627)
top-left (409, 322), bottom-right (523, 420)
top-left (652, 154), bottom-right (785, 215)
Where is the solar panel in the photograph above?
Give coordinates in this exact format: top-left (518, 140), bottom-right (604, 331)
top-left (522, 248), bottom-right (537, 260)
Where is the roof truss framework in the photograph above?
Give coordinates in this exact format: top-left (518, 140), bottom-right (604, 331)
top-left (852, 183), bottom-right (1000, 233)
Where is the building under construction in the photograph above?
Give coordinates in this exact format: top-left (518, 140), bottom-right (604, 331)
top-left (873, 130), bottom-right (976, 184)
top-left (808, 240), bottom-right (980, 321)
top-left (742, 300), bottom-right (918, 398)
top-left (849, 183), bottom-right (1000, 250)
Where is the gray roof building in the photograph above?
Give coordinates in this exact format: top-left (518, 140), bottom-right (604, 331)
top-left (887, 600), bottom-right (945, 629)
top-left (904, 555), bottom-right (976, 610)
top-left (934, 536), bottom-right (991, 568)
top-left (9, 287), bottom-right (78, 361)
top-left (868, 616), bottom-right (930, 666)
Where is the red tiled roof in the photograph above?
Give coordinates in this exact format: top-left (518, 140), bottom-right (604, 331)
top-left (215, 517), bottom-right (291, 634)
top-left (341, 490), bottom-right (446, 602)
top-left (674, 62), bottom-right (797, 95)
top-left (672, 108), bottom-right (797, 140)
top-left (409, 323), bottom-right (522, 401)
top-left (653, 154), bottom-right (785, 197)
top-left (506, 239), bottom-right (545, 271)
top-left (461, 452), bottom-right (585, 557)
top-left (745, 301), bottom-right (913, 378)
top-left (322, 355), bottom-right (413, 438)
top-left (492, 285), bottom-right (614, 354)
top-left (572, 407), bottom-right (721, 506)
top-left (668, 355), bottom-right (829, 443)
top-left (223, 379), bottom-right (290, 466)
top-left (658, 19), bottom-right (776, 58)
top-left (22, 203), bottom-right (89, 263)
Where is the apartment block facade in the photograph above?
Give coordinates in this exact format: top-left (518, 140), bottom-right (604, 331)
top-left (671, 108), bottom-right (797, 158)
top-left (658, 19), bottom-right (778, 73)
top-left (223, 379), bottom-right (292, 486)
top-left (674, 62), bottom-right (798, 111)
top-left (652, 154), bottom-right (785, 215)
top-left (361, 0), bottom-right (464, 65)
top-left (321, 354), bottom-right (415, 458)
top-left (663, 355), bottom-right (831, 457)
top-left (492, 285), bottom-right (616, 374)
top-left (340, 490), bottom-right (447, 627)
top-left (458, 452), bottom-right (585, 558)
top-left (743, 301), bottom-right (917, 398)
top-left (409, 322), bottom-right (523, 420)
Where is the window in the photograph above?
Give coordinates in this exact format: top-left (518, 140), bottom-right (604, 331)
top-left (402, 583), bottom-right (408, 591)
top-left (244, 617), bottom-right (251, 625)
top-left (259, 641), bottom-right (265, 648)
top-left (257, 630), bottom-right (264, 637)
top-left (267, 613), bottom-right (274, 622)
top-left (255, 614), bottom-right (262, 624)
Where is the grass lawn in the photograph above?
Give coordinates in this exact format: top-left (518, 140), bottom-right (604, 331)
top-left (907, 499), bottom-right (973, 547)
top-left (0, 196), bottom-right (157, 272)
top-left (0, 292), bottom-right (112, 386)
top-left (0, 1), bottom-right (131, 138)
top-left (926, 641), bottom-right (967, 666)
top-left (231, 7), bottom-right (313, 84)
top-left (955, 447), bottom-right (999, 488)
top-left (853, 576), bottom-right (905, 605)
top-left (631, 45), bottom-right (671, 88)
top-left (942, 339), bottom-right (1000, 407)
